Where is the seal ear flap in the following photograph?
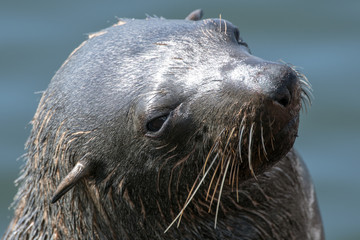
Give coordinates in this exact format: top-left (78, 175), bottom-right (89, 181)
top-left (51, 161), bottom-right (92, 203)
top-left (185, 9), bottom-right (203, 21)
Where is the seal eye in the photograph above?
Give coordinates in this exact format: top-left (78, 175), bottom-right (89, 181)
top-left (147, 115), bottom-right (169, 132)
top-left (234, 28), bottom-right (240, 42)
top-left (234, 28), bottom-right (249, 48)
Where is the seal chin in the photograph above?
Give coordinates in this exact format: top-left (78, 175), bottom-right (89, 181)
top-left (280, 115), bottom-right (299, 138)
top-left (270, 114), bottom-right (300, 158)
top-left (237, 111), bottom-right (300, 179)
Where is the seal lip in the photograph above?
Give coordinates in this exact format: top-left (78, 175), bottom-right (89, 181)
top-left (275, 114), bottom-right (299, 141)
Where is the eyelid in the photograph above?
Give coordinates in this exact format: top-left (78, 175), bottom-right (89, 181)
top-left (143, 102), bottom-right (182, 138)
top-left (239, 41), bottom-right (248, 48)
top-left (146, 114), bottom-right (169, 132)
top-left (145, 111), bottom-right (173, 138)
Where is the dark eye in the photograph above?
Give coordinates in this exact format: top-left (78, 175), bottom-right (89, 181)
top-left (147, 115), bottom-right (169, 132)
top-left (233, 28), bottom-right (249, 48)
top-left (233, 28), bottom-right (240, 42)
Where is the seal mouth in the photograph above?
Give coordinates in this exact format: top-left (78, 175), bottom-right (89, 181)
top-left (277, 114), bottom-right (299, 137)
top-left (166, 107), bottom-right (301, 232)
top-left (210, 100), bottom-right (300, 180)
top-left (165, 67), bottom-right (311, 231)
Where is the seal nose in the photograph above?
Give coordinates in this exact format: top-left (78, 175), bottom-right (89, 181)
top-left (271, 83), bottom-right (291, 108)
top-left (268, 66), bottom-right (298, 108)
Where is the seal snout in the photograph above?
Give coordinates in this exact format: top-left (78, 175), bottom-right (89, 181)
top-left (269, 67), bottom-right (299, 108)
top-left (210, 62), bottom-right (302, 181)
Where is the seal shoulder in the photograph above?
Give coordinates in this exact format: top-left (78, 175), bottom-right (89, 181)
top-left (253, 150), bottom-right (324, 239)
top-left (288, 150), bottom-right (324, 239)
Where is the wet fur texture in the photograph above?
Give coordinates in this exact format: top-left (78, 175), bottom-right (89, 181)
top-left (4, 15), bottom-right (324, 240)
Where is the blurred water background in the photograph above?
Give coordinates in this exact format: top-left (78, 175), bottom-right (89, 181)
top-left (1, 0), bottom-right (359, 239)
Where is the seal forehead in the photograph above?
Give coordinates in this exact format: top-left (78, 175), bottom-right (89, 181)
top-left (107, 19), bottom-right (245, 96)
top-left (93, 20), bottom-right (223, 104)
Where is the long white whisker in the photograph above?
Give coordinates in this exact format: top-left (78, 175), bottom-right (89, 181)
top-left (238, 125), bottom-right (245, 163)
top-left (214, 157), bottom-right (231, 229)
top-left (260, 124), bottom-right (268, 160)
top-left (164, 153), bottom-right (219, 233)
top-left (248, 123), bottom-right (257, 179)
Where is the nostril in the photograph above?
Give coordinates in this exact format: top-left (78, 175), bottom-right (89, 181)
top-left (252, 63), bottom-right (299, 108)
top-left (273, 87), bottom-right (291, 108)
top-left (270, 66), bottom-right (298, 108)
top-left (277, 95), bottom-right (290, 107)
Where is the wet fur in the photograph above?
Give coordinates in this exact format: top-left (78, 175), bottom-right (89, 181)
top-left (4, 15), bottom-right (323, 240)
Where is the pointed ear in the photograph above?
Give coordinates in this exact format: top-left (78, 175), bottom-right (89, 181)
top-left (51, 161), bottom-right (92, 203)
top-left (185, 9), bottom-right (203, 21)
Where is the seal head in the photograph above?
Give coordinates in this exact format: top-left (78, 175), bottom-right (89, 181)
top-left (50, 17), bottom-right (304, 201)
top-left (5, 11), bottom-right (321, 240)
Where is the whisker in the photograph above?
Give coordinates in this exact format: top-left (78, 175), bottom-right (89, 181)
top-left (236, 163), bottom-right (240, 202)
top-left (301, 90), bottom-right (312, 110)
top-left (214, 157), bottom-right (231, 229)
top-left (203, 128), bottom-right (225, 175)
top-left (208, 127), bottom-right (235, 207)
top-left (164, 153), bottom-right (219, 233)
top-left (268, 118), bottom-right (275, 151)
top-left (299, 77), bottom-right (312, 90)
top-left (209, 161), bottom-right (223, 211)
top-left (206, 156), bottom-right (222, 201)
top-left (260, 124), bottom-right (268, 159)
top-left (220, 127), bottom-right (235, 170)
top-left (231, 162), bottom-right (237, 190)
top-left (287, 64), bottom-right (313, 111)
top-left (176, 170), bottom-right (202, 225)
top-left (298, 72), bottom-right (312, 88)
top-left (257, 145), bottom-right (262, 165)
top-left (169, 150), bottom-right (193, 200)
top-left (301, 97), bottom-right (309, 113)
top-left (225, 128), bottom-right (236, 152)
top-left (228, 155), bottom-right (236, 186)
top-left (248, 123), bottom-right (257, 179)
top-left (238, 124), bottom-right (245, 163)
top-left (297, 70), bottom-right (313, 112)
top-left (301, 86), bottom-right (313, 101)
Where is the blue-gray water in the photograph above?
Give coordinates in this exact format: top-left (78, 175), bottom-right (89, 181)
top-left (1, 0), bottom-right (359, 239)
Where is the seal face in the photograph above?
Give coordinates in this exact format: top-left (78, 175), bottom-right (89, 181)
top-left (4, 11), bottom-right (323, 240)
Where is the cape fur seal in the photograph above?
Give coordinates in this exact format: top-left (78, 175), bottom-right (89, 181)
top-left (4, 9), bottom-right (324, 239)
